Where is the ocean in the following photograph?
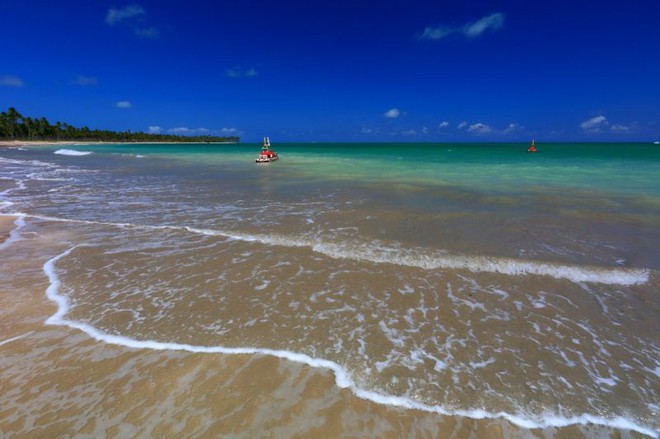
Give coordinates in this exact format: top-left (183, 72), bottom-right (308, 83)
top-left (1, 142), bottom-right (659, 437)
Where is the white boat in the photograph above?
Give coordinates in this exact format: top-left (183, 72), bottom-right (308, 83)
top-left (255, 137), bottom-right (279, 163)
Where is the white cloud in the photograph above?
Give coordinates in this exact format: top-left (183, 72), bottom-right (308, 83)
top-left (418, 26), bottom-right (455, 41)
top-left (503, 123), bottom-right (522, 134)
top-left (169, 127), bottom-right (192, 134)
top-left (468, 122), bottom-right (492, 134)
top-left (148, 126), bottom-right (162, 134)
top-left (417, 13), bottom-right (505, 41)
top-left (384, 108), bottom-right (401, 118)
top-left (168, 127), bottom-right (211, 135)
top-left (0, 75), bottom-right (24, 87)
top-left (106, 5), bottom-right (145, 25)
top-left (580, 115), bottom-right (608, 133)
top-left (439, 121), bottom-right (449, 128)
top-left (422, 126), bottom-right (429, 134)
top-left (457, 121), bottom-right (468, 129)
top-left (71, 75), bottom-right (97, 86)
top-left (221, 127), bottom-right (240, 135)
top-left (116, 101), bottom-right (132, 108)
top-left (610, 124), bottom-right (630, 133)
top-left (106, 5), bottom-right (160, 39)
top-left (464, 13), bottom-right (505, 37)
top-left (226, 67), bottom-right (258, 78)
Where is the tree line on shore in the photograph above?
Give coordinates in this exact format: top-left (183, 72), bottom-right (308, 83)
top-left (0, 107), bottom-right (240, 143)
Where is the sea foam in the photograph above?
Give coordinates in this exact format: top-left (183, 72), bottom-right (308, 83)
top-left (42, 247), bottom-right (660, 438)
top-left (22, 213), bottom-right (651, 286)
top-left (185, 226), bottom-right (649, 286)
top-left (54, 149), bottom-right (93, 156)
top-left (0, 214), bottom-right (26, 250)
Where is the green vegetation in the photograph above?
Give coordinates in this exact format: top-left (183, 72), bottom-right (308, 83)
top-left (0, 107), bottom-right (239, 143)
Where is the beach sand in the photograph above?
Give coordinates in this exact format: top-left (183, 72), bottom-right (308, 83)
top-left (0, 215), bottom-right (15, 241)
top-left (0, 215), bottom-right (646, 438)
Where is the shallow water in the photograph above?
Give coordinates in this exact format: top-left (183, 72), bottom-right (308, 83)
top-left (1, 142), bottom-right (659, 437)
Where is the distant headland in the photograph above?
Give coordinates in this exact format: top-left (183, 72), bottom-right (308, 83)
top-left (0, 107), bottom-right (240, 144)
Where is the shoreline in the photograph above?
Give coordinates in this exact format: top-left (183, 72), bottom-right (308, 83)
top-left (0, 214), bottom-right (525, 438)
top-left (1, 213), bottom-right (656, 438)
top-left (42, 241), bottom-right (660, 438)
top-left (0, 140), bottom-right (239, 148)
top-left (2, 139), bottom-right (658, 438)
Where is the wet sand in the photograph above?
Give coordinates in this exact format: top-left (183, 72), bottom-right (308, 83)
top-left (0, 215), bottom-right (15, 241)
top-left (0, 215), bottom-right (650, 438)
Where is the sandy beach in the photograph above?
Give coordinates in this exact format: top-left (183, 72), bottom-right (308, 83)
top-left (1, 225), bottom-right (654, 438)
top-left (0, 214), bottom-right (549, 439)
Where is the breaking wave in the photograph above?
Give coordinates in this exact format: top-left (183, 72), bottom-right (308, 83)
top-left (21, 213), bottom-right (652, 286)
top-left (42, 246), bottom-right (659, 438)
top-left (54, 149), bottom-right (93, 156)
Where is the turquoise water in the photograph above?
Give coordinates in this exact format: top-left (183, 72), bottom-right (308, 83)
top-left (61, 141), bottom-right (660, 194)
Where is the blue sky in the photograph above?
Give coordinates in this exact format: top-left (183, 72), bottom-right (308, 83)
top-left (2, 1), bottom-right (659, 142)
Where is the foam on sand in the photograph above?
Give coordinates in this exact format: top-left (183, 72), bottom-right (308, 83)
top-left (42, 247), bottom-right (659, 438)
top-left (18, 213), bottom-right (651, 286)
top-left (0, 332), bottom-right (33, 347)
top-left (0, 214), bottom-right (26, 250)
top-left (54, 149), bottom-right (93, 156)
top-left (184, 226), bottom-right (649, 286)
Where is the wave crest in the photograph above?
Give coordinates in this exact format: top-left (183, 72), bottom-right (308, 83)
top-left (54, 149), bottom-right (93, 156)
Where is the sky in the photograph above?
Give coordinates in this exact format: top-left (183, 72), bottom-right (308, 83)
top-left (1, 0), bottom-right (659, 142)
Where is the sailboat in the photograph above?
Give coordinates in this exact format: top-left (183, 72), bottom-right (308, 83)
top-left (527, 139), bottom-right (537, 153)
top-left (255, 136), bottom-right (279, 163)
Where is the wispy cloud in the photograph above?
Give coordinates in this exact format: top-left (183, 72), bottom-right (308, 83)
top-left (457, 121), bottom-right (468, 129)
top-left (134, 27), bottom-right (159, 39)
top-left (439, 121), bottom-right (449, 128)
top-left (467, 122), bottom-right (492, 134)
top-left (610, 124), bottom-right (630, 133)
top-left (226, 67), bottom-right (258, 78)
top-left (384, 108), bottom-right (401, 118)
top-left (464, 13), bottom-right (505, 37)
top-left (116, 101), bottom-right (132, 108)
top-left (0, 75), bottom-right (24, 87)
top-left (148, 125), bottom-right (242, 136)
top-left (503, 123), bottom-right (522, 134)
top-left (71, 75), bottom-right (97, 86)
top-left (221, 127), bottom-right (242, 135)
top-left (417, 12), bottom-right (505, 41)
top-left (106, 5), bottom-right (145, 25)
top-left (418, 26), bottom-right (455, 41)
top-left (402, 129), bottom-right (417, 136)
top-left (168, 127), bottom-right (211, 135)
top-left (580, 115), bottom-right (608, 133)
top-left (106, 4), bottom-right (160, 38)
